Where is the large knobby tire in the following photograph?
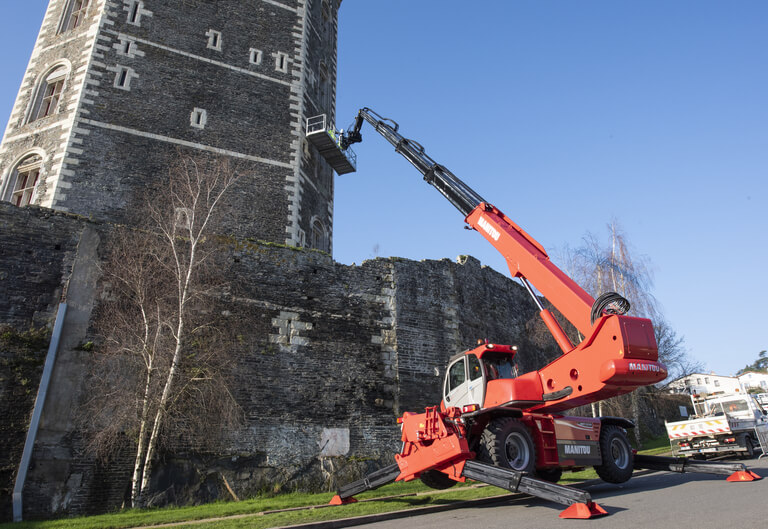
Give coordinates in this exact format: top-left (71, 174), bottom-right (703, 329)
top-left (478, 417), bottom-right (536, 474)
top-left (594, 424), bottom-right (634, 484)
top-left (419, 469), bottom-right (457, 490)
top-left (535, 467), bottom-right (563, 483)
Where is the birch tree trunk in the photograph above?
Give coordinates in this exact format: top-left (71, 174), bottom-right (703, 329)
top-left (83, 154), bottom-right (242, 509)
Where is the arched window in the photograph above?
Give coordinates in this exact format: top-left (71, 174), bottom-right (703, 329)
top-left (311, 218), bottom-right (327, 251)
top-left (28, 65), bottom-right (69, 123)
top-left (2, 154), bottom-right (43, 207)
top-left (59, 0), bottom-right (90, 34)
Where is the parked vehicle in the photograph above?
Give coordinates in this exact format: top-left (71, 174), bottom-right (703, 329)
top-left (666, 392), bottom-right (767, 458)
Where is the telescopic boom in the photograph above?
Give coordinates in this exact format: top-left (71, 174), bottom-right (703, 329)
top-left (340, 107), bottom-right (666, 412)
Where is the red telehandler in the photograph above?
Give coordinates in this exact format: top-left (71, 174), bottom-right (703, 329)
top-left (306, 108), bottom-right (760, 519)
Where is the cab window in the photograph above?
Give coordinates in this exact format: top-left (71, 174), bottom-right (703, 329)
top-left (484, 354), bottom-right (516, 380)
top-left (448, 359), bottom-right (466, 391)
top-left (468, 354), bottom-right (482, 381)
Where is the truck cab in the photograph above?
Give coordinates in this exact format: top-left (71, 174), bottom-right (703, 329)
top-left (442, 343), bottom-right (521, 410)
top-left (693, 393), bottom-right (767, 423)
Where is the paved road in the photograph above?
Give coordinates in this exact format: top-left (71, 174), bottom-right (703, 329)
top-left (354, 457), bottom-right (768, 529)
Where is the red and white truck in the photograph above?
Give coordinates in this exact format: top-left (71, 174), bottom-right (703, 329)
top-left (666, 392), bottom-right (767, 458)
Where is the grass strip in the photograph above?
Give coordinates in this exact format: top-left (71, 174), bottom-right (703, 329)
top-left (1, 437), bottom-right (675, 529)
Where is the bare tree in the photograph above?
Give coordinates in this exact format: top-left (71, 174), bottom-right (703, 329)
top-left (654, 317), bottom-right (703, 384)
top-left (559, 220), bottom-right (700, 443)
top-left (82, 153), bottom-right (243, 507)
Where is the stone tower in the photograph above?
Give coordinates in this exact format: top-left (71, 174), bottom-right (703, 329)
top-left (0, 0), bottom-right (340, 251)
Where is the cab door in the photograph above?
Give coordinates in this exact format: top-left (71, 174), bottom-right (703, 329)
top-left (466, 354), bottom-right (485, 407)
top-left (443, 354), bottom-right (485, 409)
top-left (444, 357), bottom-right (469, 408)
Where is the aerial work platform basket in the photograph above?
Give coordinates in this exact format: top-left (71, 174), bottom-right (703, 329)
top-left (305, 114), bottom-right (357, 174)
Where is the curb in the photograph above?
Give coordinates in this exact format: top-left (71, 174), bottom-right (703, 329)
top-left (271, 492), bottom-right (521, 529)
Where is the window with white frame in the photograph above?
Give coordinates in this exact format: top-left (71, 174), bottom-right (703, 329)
top-left (249, 48), bottom-right (263, 65)
top-left (28, 66), bottom-right (68, 123)
top-left (3, 154), bottom-right (42, 207)
top-left (318, 61), bottom-right (330, 111)
top-left (296, 228), bottom-right (306, 248)
top-left (275, 52), bottom-right (289, 73)
top-left (190, 108), bottom-right (207, 129)
top-left (321, 0), bottom-right (331, 21)
top-left (206, 29), bottom-right (222, 51)
top-left (311, 218), bottom-right (326, 251)
top-left (59, 0), bottom-right (90, 33)
top-left (306, 67), bottom-right (316, 88)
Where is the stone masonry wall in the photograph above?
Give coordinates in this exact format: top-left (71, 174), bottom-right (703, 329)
top-left (0, 203), bottom-right (559, 519)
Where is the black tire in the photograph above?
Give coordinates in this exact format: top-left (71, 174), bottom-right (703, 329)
top-left (742, 436), bottom-right (755, 459)
top-left (535, 467), bottom-right (563, 483)
top-left (419, 469), bottom-right (457, 490)
top-left (594, 425), bottom-right (634, 484)
top-left (477, 417), bottom-right (536, 474)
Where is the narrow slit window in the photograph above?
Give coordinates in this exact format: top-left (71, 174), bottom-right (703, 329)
top-left (190, 108), bottom-right (207, 129)
top-left (249, 48), bottom-right (263, 65)
top-left (123, 40), bottom-right (133, 55)
top-left (112, 66), bottom-right (137, 90)
top-left (127, 1), bottom-right (143, 25)
top-left (206, 30), bottom-right (222, 51)
top-left (275, 52), bottom-right (289, 73)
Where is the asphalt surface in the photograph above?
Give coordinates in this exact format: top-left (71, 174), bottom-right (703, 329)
top-left (341, 456), bottom-right (768, 529)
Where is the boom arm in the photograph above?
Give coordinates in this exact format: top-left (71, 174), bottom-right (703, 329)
top-left (345, 108), bottom-right (596, 340)
top-left (342, 108), bottom-right (667, 412)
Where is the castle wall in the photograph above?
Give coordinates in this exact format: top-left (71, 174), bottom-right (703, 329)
top-left (0, 203), bottom-right (560, 519)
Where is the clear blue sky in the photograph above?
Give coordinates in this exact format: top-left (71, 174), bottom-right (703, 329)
top-left (2, 1), bottom-right (766, 377)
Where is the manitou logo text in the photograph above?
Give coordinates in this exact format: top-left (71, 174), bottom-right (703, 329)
top-left (564, 445), bottom-right (591, 455)
top-left (478, 216), bottom-right (500, 241)
top-left (628, 362), bottom-right (662, 373)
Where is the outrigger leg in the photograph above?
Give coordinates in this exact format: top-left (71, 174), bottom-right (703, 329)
top-left (633, 454), bottom-right (762, 482)
top-left (329, 463), bottom-right (401, 505)
top-left (462, 460), bottom-right (607, 519)
top-left (330, 460), bottom-right (608, 519)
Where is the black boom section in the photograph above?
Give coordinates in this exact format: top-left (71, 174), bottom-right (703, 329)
top-left (336, 463), bottom-right (401, 499)
top-left (350, 108), bottom-right (486, 217)
top-left (633, 454), bottom-right (751, 476)
top-left (462, 460), bottom-right (593, 506)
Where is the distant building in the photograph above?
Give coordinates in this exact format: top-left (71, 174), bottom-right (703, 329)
top-left (668, 372), bottom-right (743, 395)
top-left (738, 371), bottom-right (768, 391)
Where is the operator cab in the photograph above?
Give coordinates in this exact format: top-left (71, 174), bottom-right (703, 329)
top-left (443, 343), bottom-right (518, 410)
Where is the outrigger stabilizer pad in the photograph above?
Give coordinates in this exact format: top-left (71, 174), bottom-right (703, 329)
top-left (329, 495), bottom-right (357, 505)
top-left (726, 470), bottom-right (762, 482)
top-left (559, 501), bottom-right (609, 519)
